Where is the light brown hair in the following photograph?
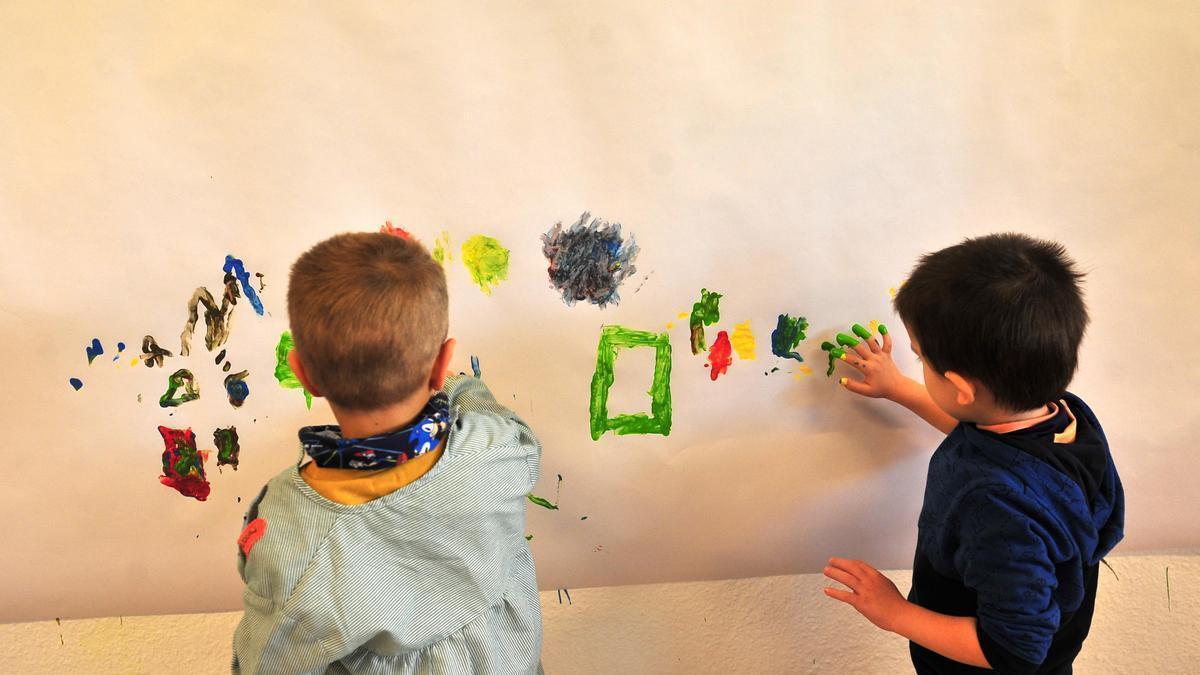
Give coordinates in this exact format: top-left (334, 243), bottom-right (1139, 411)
top-left (287, 232), bottom-right (448, 410)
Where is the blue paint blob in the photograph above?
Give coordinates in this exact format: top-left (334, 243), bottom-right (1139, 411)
top-left (470, 355), bottom-right (482, 379)
top-left (224, 370), bottom-right (251, 408)
top-left (223, 255), bottom-right (265, 316)
top-left (85, 338), bottom-right (104, 364)
top-left (69, 377), bottom-right (83, 390)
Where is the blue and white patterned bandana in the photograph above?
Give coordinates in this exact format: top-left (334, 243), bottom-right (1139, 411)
top-left (299, 392), bottom-right (451, 469)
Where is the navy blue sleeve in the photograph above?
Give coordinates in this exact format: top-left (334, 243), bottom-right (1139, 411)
top-left (952, 486), bottom-right (1061, 671)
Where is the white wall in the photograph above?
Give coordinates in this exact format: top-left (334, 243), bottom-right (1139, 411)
top-left (5, 553), bottom-right (1195, 674)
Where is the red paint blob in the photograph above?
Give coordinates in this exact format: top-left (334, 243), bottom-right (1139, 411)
top-left (157, 426), bottom-right (211, 501)
top-left (380, 221), bottom-right (413, 240)
top-left (238, 518), bottom-right (267, 557)
top-left (707, 330), bottom-right (733, 381)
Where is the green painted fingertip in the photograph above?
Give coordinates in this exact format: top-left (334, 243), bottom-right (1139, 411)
top-left (878, 323), bottom-right (889, 335)
top-left (820, 341), bottom-right (836, 351)
top-left (830, 347), bottom-right (846, 359)
top-left (851, 323), bottom-right (872, 340)
top-left (835, 332), bottom-right (859, 347)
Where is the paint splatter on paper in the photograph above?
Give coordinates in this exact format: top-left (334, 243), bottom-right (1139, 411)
top-left (111, 341), bottom-right (125, 362)
top-left (770, 314), bottom-right (809, 363)
top-left (541, 212), bottom-right (640, 308)
top-left (179, 275), bottom-right (239, 357)
top-left (223, 255), bottom-right (265, 316)
top-left (224, 370), bottom-right (250, 407)
top-left (688, 289), bottom-right (722, 354)
top-left (470, 355), bottom-right (482, 379)
top-left (706, 330), bottom-right (733, 380)
top-left (431, 231), bottom-right (452, 266)
top-left (159, 369), bottom-right (200, 408)
top-left (731, 321), bottom-right (757, 360)
top-left (214, 426), bottom-right (240, 470)
top-left (380, 221), bottom-right (413, 240)
top-left (69, 378), bottom-right (83, 390)
top-left (527, 494), bottom-right (559, 510)
top-left (274, 331), bottom-right (313, 409)
top-left (461, 235), bottom-right (510, 295)
top-left (589, 325), bottom-right (672, 440)
top-left (141, 335), bottom-right (173, 368)
top-left (85, 339), bottom-right (104, 364)
top-left (158, 426), bottom-right (210, 501)
top-left (215, 349), bottom-right (226, 365)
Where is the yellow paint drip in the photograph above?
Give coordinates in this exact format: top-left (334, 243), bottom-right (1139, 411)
top-left (731, 321), bottom-right (756, 360)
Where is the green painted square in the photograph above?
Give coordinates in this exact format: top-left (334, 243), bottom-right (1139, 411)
top-left (589, 325), bottom-right (672, 440)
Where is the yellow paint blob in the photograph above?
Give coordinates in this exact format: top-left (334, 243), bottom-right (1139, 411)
top-left (731, 321), bottom-right (756, 360)
top-left (868, 320), bottom-right (880, 333)
top-left (798, 364), bottom-right (813, 376)
top-left (130, 357), bottom-right (139, 366)
top-left (888, 287), bottom-right (897, 298)
top-left (677, 311), bottom-right (689, 319)
top-left (666, 322), bottom-right (675, 330)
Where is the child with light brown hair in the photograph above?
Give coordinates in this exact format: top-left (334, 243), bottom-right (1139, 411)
top-left (232, 232), bottom-right (543, 674)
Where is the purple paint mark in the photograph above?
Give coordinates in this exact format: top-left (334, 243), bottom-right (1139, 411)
top-left (222, 255), bottom-right (265, 316)
top-left (85, 339), bottom-right (103, 364)
top-left (69, 378), bottom-right (83, 390)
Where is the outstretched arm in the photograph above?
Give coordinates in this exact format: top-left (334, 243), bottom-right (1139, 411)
top-left (826, 324), bottom-right (958, 435)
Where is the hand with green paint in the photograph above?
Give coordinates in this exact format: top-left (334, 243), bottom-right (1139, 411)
top-left (827, 323), bottom-right (907, 400)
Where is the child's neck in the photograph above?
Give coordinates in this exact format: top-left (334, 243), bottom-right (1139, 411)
top-left (331, 390), bottom-right (433, 439)
top-left (971, 402), bottom-right (1051, 427)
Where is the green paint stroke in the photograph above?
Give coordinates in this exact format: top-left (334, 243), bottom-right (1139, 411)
top-left (589, 325), bottom-right (673, 440)
top-left (527, 494), bottom-right (559, 510)
top-left (431, 230), bottom-right (452, 266)
top-left (274, 331), bottom-right (313, 409)
top-left (461, 234), bottom-right (510, 294)
top-left (159, 369), bottom-right (199, 407)
top-left (688, 288), bottom-right (722, 354)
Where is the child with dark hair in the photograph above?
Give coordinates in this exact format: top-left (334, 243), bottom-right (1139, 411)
top-left (822, 233), bottom-right (1124, 674)
top-left (232, 232), bottom-right (543, 674)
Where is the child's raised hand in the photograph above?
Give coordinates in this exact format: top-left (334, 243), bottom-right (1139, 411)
top-left (823, 557), bottom-right (908, 632)
top-left (821, 323), bottom-right (905, 400)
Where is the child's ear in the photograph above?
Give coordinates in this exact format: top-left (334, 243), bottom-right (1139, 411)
top-left (287, 349), bottom-right (322, 397)
top-left (429, 338), bottom-right (457, 391)
top-left (943, 370), bottom-right (976, 406)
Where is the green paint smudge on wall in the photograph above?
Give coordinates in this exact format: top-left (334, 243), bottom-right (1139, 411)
top-left (274, 331), bottom-right (313, 409)
top-left (770, 314), bottom-right (809, 363)
top-left (688, 289), bottom-right (722, 354)
top-left (159, 369), bottom-right (200, 407)
top-left (461, 234), bottom-right (510, 294)
top-left (431, 231), bottom-right (452, 266)
top-left (589, 325), bottom-right (672, 440)
top-left (527, 494), bottom-right (559, 510)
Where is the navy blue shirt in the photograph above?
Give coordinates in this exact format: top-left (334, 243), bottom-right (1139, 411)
top-left (909, 393), bottom-right (1124, 674)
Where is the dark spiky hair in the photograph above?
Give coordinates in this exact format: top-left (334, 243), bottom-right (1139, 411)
top-left (894, 233), bottom-right (1088, 411)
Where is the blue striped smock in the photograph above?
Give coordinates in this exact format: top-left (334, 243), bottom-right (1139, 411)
top-left (232, 375), bottom-right (543, 674)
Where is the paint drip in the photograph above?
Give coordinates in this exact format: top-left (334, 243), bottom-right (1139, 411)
top-left (224, 370), bottom-right (250, 407)
top-left (706, 330), bottom-right (733, 381)
top-left (159, 369), bottom-right (200, 407)
top-left (274, 331), bottom-right (313, 409)
top-left (85, 338), bottom-right (104, 364)
top-left (158, 426), bottom-right (210, 501)
top-left (214, 426), bottom-right (240, 470)
top-left (461, 235), bottom-right (510, 295)
top-left (141, 335), bottom-right (173, 368)
top-left (688, 289), bottom-right (722, 354)
top-left (223, 255), bottom-right (265, 316)
top-left (541, 212), bottom-right (640, 308)
top-left (731, 321), bottom-right (756, 360)
top-left (771, 314), bottom-right (809, 363)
